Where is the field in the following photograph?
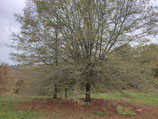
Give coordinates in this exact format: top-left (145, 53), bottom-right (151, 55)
top-left (1, 91), bottom-right (158, 119)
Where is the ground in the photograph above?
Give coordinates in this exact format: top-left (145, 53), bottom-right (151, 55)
top-left (1, 91), bottom-right (158, 119)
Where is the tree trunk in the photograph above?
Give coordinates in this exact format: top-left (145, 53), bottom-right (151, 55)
top-left (65, 87), bottom-right (68, 98)
top-left (53, 28), bottom-right (58, 99)
top-left (53, 84), bottom-right (57, 99)
top-left (85, 82), bottom-right (91, 102)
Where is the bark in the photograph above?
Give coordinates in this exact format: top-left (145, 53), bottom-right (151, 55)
top-left (55, 28), bottom-right (58, 66)
top-left (53, 83), bottom-right (57, 99)
top-left (65, 87), bottom-right (68, 98)
top-left (53, 29), bottom-right (58, 99)
top-left (85, 82), bottom-right (91, 102)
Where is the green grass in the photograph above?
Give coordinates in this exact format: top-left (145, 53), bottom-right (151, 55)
top-left (91, 92), bottom-right (124, 99)
top-left (117, 105), bottom-right (136, 116)
top-left (93, 108), bottom-right (108, 117)
top-left (123, 91), bottom-right (158, 105)
top-left (0, 96), bottom-right (43, 119)
top-left (1, 90), bottom-right (158, 119)
top-left (91, 90), bottom-right (158, 105)
top-left (93, 111), bottom-right (106, 117)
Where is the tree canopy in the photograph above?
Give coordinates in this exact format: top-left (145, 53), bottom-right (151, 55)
top-left (10, 0), bottom-right (158, 101)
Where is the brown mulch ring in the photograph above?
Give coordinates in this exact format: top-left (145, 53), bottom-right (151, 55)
top-left (17, 98), bottom-right (158, 119)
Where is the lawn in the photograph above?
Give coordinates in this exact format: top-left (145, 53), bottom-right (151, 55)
top-left (91, 90), bottom-right (158, 105)
top-left (1, 90), bottom-right (158, 119)
top-left (0, 96), bottom-right (45, 119)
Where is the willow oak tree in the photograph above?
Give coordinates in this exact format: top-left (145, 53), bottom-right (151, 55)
top-left (11, 0), bottom-right (158, 102)
top-left (10, 0), bottom-right (62, 99)
top-left (35, 0), bottom-right (158, 102)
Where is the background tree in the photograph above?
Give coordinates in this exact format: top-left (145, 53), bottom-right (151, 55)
top-left (10, 0), bottom-right (63, 99)
top-left (135, 44), bottom-right (158, 87)
top-left (0, 63), bottom-right (11, 94)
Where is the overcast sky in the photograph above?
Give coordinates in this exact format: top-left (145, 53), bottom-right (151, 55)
top-left (0, 0), bottom-right (158, 65)
top-left (0, 0), bottom-right (26, 64)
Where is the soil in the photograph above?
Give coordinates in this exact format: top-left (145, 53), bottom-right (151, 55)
top-left (18, 98), bottom-right (158, 119)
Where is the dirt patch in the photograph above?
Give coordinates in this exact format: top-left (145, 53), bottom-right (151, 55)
top-left (18, 98), bottom-right (158, 119)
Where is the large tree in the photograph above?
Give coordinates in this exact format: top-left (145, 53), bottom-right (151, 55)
top-left (11, 0), bottom-right (158, 102)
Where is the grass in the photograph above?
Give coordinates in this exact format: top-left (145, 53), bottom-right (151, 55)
top-left (93, 108), bottom-right (108, 117)
top-left (0, 96), bottom-right (44, 119)
top-left (91, 90), bottom-right (158, 105)
top-left (117, 105), bottom-right (136, 116)
top-left (91, 92), bottom-right (124, 99)
top-left (93, 111), bottom-right (106, 117)
top-left (1, 90), bottom-right (158, 119)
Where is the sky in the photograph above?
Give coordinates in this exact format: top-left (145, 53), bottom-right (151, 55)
top-left (0, 0), bottom-right (158, 65)
top-left (0, 0), bottom-right (26, 64)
